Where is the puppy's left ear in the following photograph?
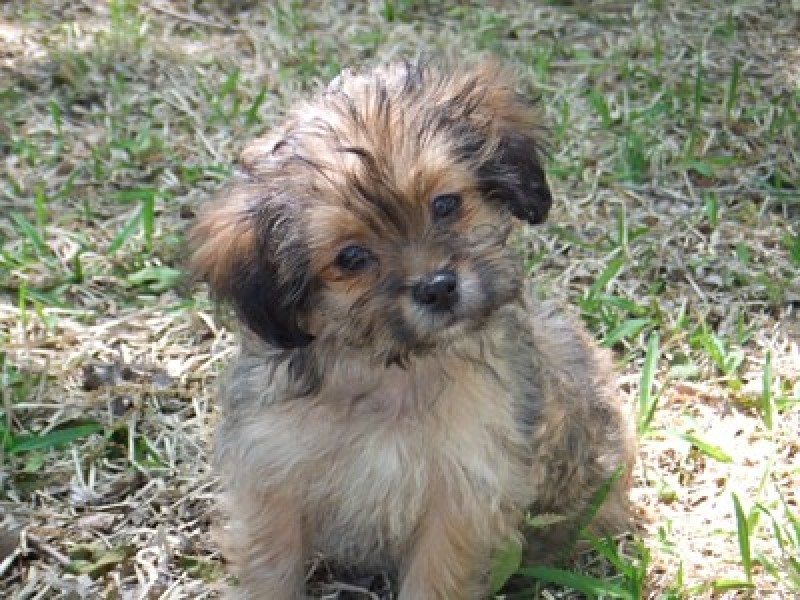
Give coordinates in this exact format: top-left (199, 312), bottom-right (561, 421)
top-left (460, 62), bottom-right (553, 225)
top-left (482, 129), bottom-right (552, 225)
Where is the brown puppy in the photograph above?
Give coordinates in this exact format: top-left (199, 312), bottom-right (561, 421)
top-left (191, 60), bottom-right (634, 600)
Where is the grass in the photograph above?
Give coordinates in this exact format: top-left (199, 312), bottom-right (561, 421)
top-left (1, 0), bottom-right (799, 598)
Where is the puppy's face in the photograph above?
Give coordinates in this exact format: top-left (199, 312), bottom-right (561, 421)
top-left (192, 61), bottom-right (551, 364)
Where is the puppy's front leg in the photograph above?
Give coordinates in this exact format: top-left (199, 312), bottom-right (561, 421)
top-left (224, 490), bottom-right (307, 600)
top-left (399, 497), bottom-right (489, 600)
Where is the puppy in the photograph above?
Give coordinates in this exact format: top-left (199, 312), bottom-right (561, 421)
top-left (191, 60), bottom-right (634, 600)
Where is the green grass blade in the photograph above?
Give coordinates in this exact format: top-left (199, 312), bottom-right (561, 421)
top-left (526, 513), bottom-right (567, 529)
top-left (638, 331), bottom-right (660, 434)
top-left (703, 192), bottom-right (719, 229)
top-left (112, 187), bottom-right (159, 203)
top-left (489, 538), bottom-right (522, 594)
top-left (34, 185), bottom-right (48, 228)
top-left (589, 255), bottom-right (626, 298)
top-left (711, 579), bottom-right (755, 592)
top-left (754, 502), bottom-right (791, 560)
top-left (246, 85), bottom-right (268, 126)
top-left (754, 549), bottom-right (782, 584)
top-left (616, 205), bottom-right (628, 249)
top-left (783, 232), bottom-right (800, 267)
top-left (666, 430), bottom-right (733, 463)
top-left (10, 422), bottom-right (103, 454)
top-left (141, 194), bottom-right (155, 251)
top-left (108, 208), bottom-right (143, 255)
top-left (10, 212), bottom-right (48, 256)
top-left (219, 69), bottom-right (240, 99)
top-left (126, 266), bottom-right (183, 292)
top-left (653, 31), bottom-right (662, 67)
top-left (70, 251), bottom-right (84, 284)
top-left (518, 566), bottom-right (634, 599)
top-left (596, 294), bottom-right (646, 314)
top-left (583, 531), bottom-right (629, 575)
top-left (732, 493), bottom-right (753, 583)
top-left (603, 318), bottom-right (651, 348)
top-left (588, 88), bottom-right (613, 129)
top-left (49, 99), bottom-right (63, 135)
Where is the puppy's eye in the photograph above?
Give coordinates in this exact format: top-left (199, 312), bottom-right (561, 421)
top-left (431, 193), bottom-right (462, 220)
top-left (335, 245), bottom-right (373, 273)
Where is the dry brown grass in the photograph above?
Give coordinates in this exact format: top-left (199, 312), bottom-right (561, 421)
top-left (1, 1), bottom-right (798, 598)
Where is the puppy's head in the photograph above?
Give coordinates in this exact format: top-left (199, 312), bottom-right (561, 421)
top-left (191, 60), bottom-right (551, 363)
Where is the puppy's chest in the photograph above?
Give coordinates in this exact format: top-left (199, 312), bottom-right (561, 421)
top-left (305, 364), bottom-right (526, 559)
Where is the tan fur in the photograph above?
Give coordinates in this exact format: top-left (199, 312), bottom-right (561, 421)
top-left (193, 60), bottom-right (635, 599)
top-left (189, 187), bottom-right (256, 294)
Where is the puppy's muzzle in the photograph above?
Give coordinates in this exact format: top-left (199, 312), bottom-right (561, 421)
top-left (412, 269), bottom-right (459, 312)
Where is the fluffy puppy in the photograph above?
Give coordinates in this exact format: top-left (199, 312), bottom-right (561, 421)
top-left (191, 60), bottom-right (634, 600)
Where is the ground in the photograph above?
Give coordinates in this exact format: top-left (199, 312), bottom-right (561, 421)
top-left (1, 1), bottom-right (798, 598)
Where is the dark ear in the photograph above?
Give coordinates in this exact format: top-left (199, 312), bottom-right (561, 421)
top-left (479, 131), bottom-right (552, 225)
top-left (443, 61), bottom-right (552, 225)
top-left (190, 185), bottom-right (314, 349)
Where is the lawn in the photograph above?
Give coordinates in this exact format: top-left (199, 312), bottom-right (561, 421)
top-left (1, 1), bottom-right (798, 598)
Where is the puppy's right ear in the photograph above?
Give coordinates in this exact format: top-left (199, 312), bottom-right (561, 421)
top-left (190, 184), bottom-right (314, 349)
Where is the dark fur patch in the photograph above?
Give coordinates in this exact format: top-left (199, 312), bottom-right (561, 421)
top-left (229, 206), bottom-right (315, 349)
top-left (386, 310), bottom-right (416, 350)
top-left (502, 309), bottom-right (546, 442)
top-left (287, 348), bottom-right (321, 395)
top-left (478, 132), bottom-right (552, 225)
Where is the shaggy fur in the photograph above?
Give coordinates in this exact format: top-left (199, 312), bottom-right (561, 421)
top-left (191, 60), bottom-right (635, 600)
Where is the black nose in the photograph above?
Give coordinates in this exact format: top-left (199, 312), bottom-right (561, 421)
top-left (412, 269), bottom-right (459, 311)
